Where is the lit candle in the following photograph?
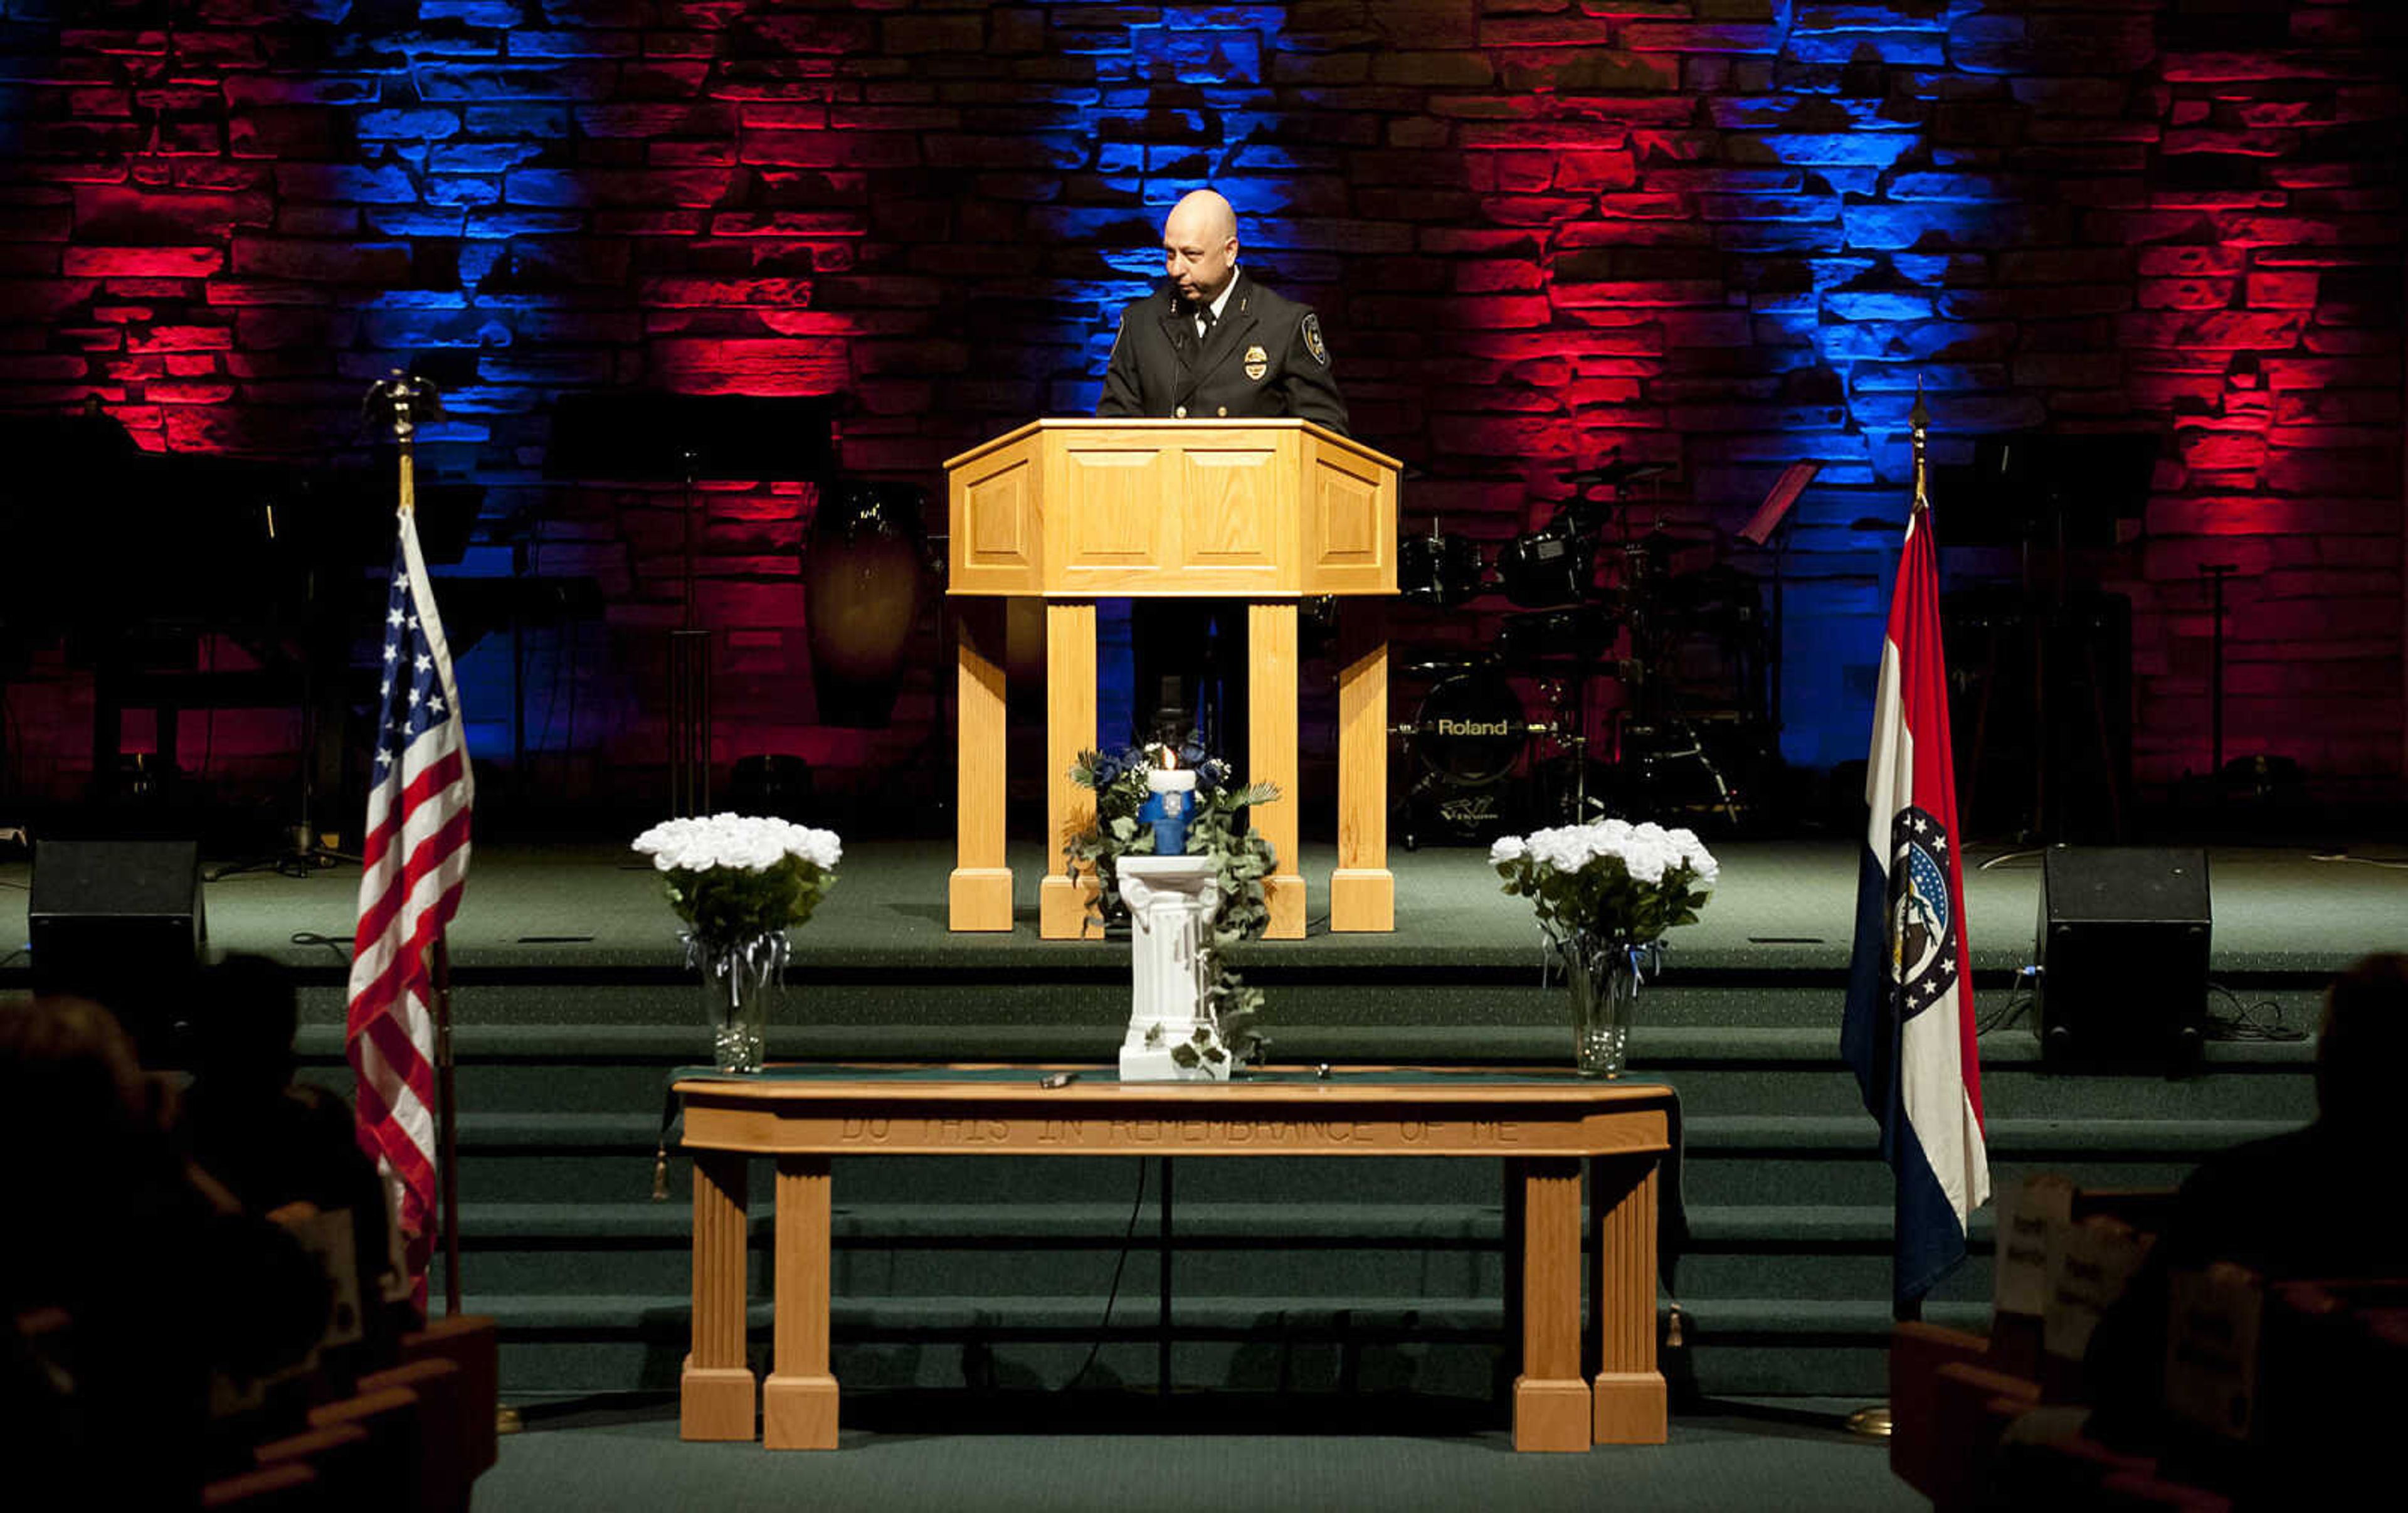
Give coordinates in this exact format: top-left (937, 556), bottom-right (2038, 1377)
top-left (1141, 755), bottom-right (1196, 856)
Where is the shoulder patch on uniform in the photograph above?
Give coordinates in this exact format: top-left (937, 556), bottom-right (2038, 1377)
top-left (1302, 312), bottom-right (1329, 366)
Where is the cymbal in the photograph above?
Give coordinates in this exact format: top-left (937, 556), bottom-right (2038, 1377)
top-left (1398, 650), bottom-right (1497, 678)
top-left (1560, 460), bottom-right (1671, 487)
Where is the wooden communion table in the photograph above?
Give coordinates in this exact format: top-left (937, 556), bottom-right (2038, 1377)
top-left (675, 1066), bottom-right (1672, 1453)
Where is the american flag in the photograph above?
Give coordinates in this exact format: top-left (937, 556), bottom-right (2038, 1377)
top-left (347, 504), bottom-right (473, 1305)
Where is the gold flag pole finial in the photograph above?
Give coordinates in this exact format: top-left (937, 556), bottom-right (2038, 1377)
top-left (365, 371), bottom-right (440, 516)
top-left (1908, 374), bottom-right (1931, 519)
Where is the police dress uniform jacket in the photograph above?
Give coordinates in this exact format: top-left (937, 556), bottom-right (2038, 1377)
top-left (1096, 273), bottom-right (1350, 435)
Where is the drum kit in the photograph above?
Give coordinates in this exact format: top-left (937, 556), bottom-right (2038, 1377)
top-left (1391, 459), bottom-right (1770, 847)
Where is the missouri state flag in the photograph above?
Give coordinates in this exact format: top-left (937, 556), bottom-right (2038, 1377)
top-left (1842, 499), bottom-right (1990, 1309)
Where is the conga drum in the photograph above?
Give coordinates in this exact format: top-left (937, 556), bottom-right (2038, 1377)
top-left (803, 479), bottom-right (928, 727)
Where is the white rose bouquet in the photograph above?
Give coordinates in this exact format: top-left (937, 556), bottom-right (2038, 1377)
top-left (1491, 819), bottom-right (1718, 944)
top-left (632, 812), bottom-right (843, 948)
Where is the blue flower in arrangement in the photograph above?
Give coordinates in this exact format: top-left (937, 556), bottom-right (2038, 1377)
top-left (1078, 740), bottom-right (1230, 804)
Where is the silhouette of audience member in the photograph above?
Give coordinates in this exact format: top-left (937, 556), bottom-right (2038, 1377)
top-left (178, 953), bottom-right (408, 1371)
top-left (1, 992), bottom-right (327, 1508)
top-left (2085, 952), bottom-right (2408, 1445)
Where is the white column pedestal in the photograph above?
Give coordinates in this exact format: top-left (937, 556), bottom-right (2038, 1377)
top-left (1116, 855), bottom-right (1225, 1082)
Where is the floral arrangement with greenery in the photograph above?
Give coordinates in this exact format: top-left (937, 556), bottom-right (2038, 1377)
top-left (1067, 740), bottom-right (1278, 1068)
top-left (1489, 819), bottom-right (1717, 945)
top-left (631, 813), bottom-right (843, 949)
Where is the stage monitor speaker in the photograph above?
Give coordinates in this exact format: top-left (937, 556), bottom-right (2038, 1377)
top-left (2035, 847), bottom-right (2209, 1068)
top-left (29, 839), bottom-right (208, 1057)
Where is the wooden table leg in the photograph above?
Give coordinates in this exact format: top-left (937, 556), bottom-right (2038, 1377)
top-left (1512, 1155), bottom-right (1592, 1452)
top-left (949, 599), bottom-right (1014, 931)
top-left (1248, 601), bottom-right (1304, 939)
top-left (1040, 600), bottom-right (1101, 940)
top-left (763, 1154), bottom-right (840, 1450)
top-left (1592, 1153), bottom-right (1669, 1443)
top-left (680, 1150), bottom-right (756, 1441)
top-left (1499, 1157), bottom-right (1525, 1407)
top-left (1331, 606), bottom-right (1391, 932)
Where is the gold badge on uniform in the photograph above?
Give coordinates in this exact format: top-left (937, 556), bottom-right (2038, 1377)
top-left (1244, 344), bottom-right (1269, 382)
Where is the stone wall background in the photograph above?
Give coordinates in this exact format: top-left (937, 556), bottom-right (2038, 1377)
top-left (0, 0), bottom-right (2399, 829)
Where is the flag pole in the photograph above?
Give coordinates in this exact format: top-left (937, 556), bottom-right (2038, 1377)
top-left (379, 372), bottom-right (465, 1318)
top-left (1845, 377), bottom-right (1935, 1441)
top-left (1909, 375), bottom-right (1931, 521)
top-left (1898, 373), bottom-right (1931, 1340)
top-left (1899, 376), bottom-right (1931, 1330)
top-left (434, 934), bottom-right (463, 1317)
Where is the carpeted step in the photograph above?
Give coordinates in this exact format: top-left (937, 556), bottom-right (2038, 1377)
top-left (279, 975), bottom-right (2331, 1036)
top-left (293, 1023), bottom-right (2318, 1125)
top-left (438, 1196), bottom-right (2016, 1308)
top-left (463, 1291), bottom-right (1515, 1401)
top-left (1661, 1298), bottom-right (1996, 1398)
top-left (1679, 1115), bottom-right (2298, 1207)
top-left (453, 1288), bottom-right (1992, 1401)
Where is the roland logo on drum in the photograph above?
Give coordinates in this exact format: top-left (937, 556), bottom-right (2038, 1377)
top-left (1436, 718), bottom-right (1514, 737)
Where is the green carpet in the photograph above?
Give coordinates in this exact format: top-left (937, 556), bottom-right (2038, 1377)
top-left (482, 1403), bottom-right (1923, 1513)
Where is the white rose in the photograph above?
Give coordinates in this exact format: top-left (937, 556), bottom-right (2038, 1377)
top-left (1529, 831), bottom-right (1580, 872)
top-left (1622, 837), bottom-right (1670, 885)
top-left (1665, 827), bottom-right (1718, 884)
top-left (1489, 836), bottom-right (1527, 866)
top-left (792, 827), bottom-right (842, 871)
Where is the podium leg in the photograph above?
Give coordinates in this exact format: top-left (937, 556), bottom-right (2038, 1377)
top-left (680, 1150), bottom-right (755, 1441)
top-left (763, 1155), bottom-right (839, 1450)
top-left (1332, 610), bottom-right (1392, 932)
top-left (1040, 600), bottom-right (1101, 940)
top-left (949, 600), bottom-right (1013, 932)
top-left (1592, 1154), bottom-right (1668, 1444)
top-left (1513, 1155), bottom-right (1592, 1452)
top-left (1247, 602), bottom-right (1304, 940)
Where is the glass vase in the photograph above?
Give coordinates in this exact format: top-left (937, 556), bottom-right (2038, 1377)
top-left (687, 932), bottom-right (789, 1074)
top-left (1556, 930), bottom-right (1652, 1079)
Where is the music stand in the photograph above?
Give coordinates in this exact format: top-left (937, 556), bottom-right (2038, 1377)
top-left (1739, 461), bottom-right (1816, 548)
top-left (1736, 462), bottom-right (1815, 760)
top-left (546, 394), bottom-right (838, 815)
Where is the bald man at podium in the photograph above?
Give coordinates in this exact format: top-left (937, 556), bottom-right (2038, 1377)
top-left (1098, 189), bottom-right (1350, 435)
top-left (1097, 189), bottom-right (1351, 751)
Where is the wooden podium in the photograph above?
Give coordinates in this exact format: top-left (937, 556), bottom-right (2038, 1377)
top-left (944, 418), bottom-right (1400, 940)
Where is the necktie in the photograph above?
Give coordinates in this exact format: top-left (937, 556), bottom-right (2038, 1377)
top-left (1195, 302), bottom-right (1216, 339)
